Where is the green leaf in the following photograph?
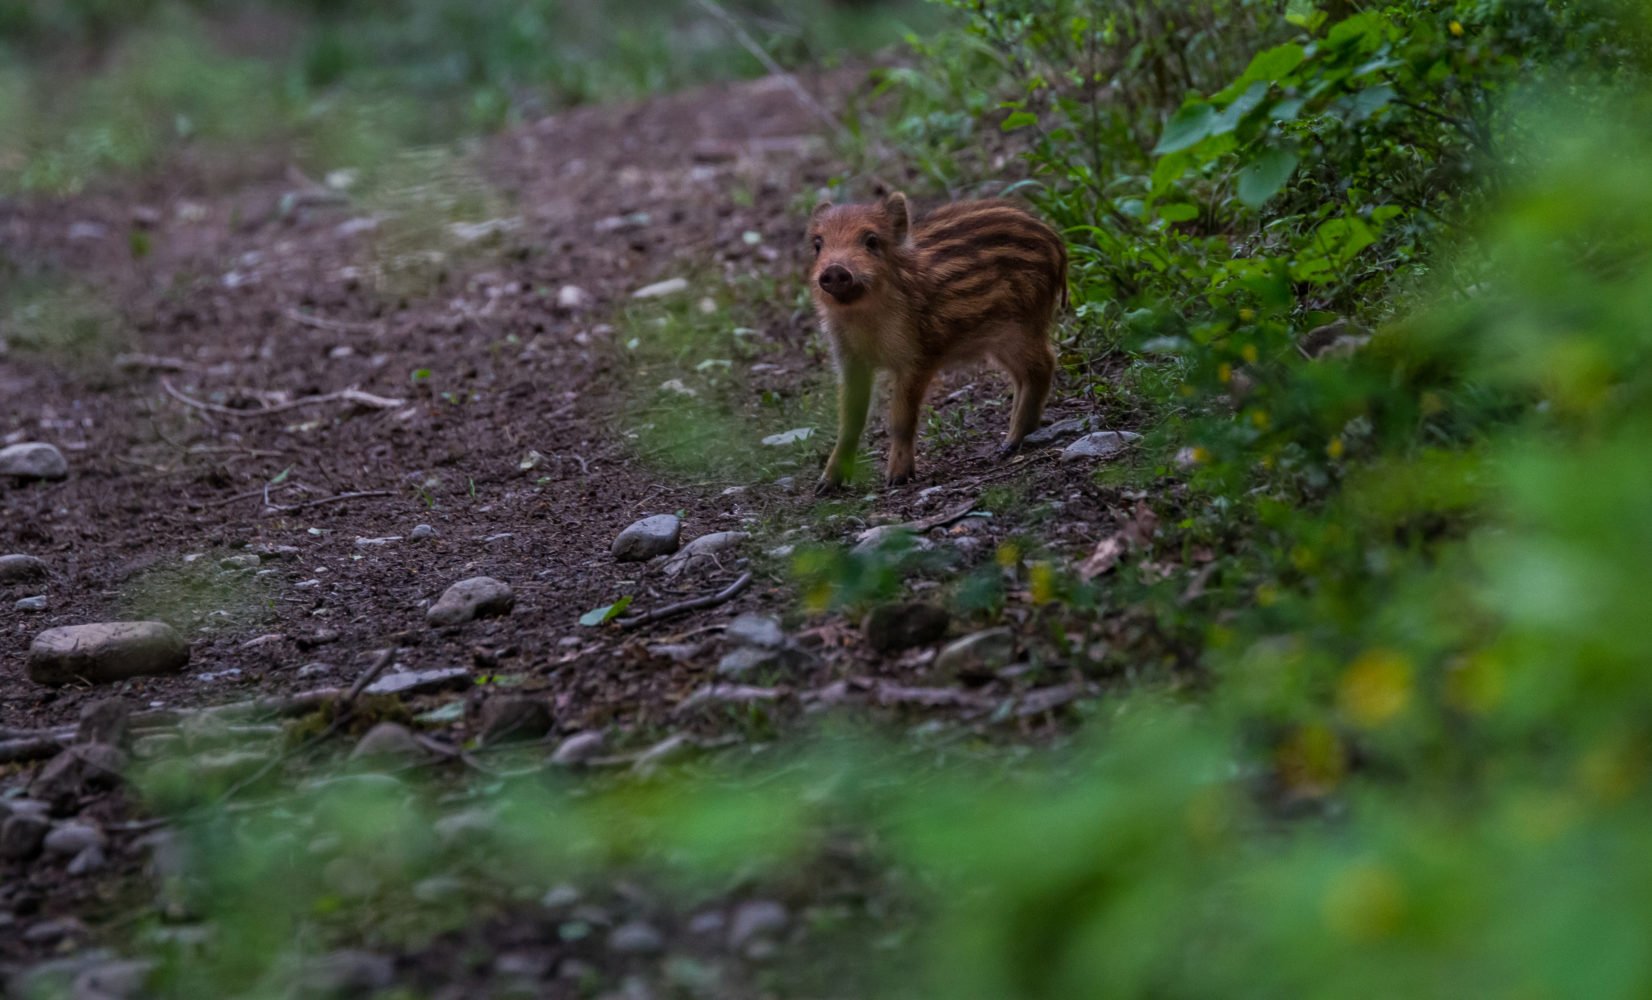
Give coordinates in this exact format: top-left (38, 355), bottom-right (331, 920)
top-left (269, 466), bottom-right (291, 485)
top-left (1238, 148), bottom-right (1300, 208)
top-left (1000, 110), bottom-right (1038, 132)
top-left (1154, 103), bottom-right (1217, 155)
top-left (1158, 203), bottom-right (1199, 223)
top-left (1211, 43), bottom-right (1307, 103)
top-left (579, 595), bottom-right (633, 627)
top-left (1210, 81), bottom-right (1271, 136)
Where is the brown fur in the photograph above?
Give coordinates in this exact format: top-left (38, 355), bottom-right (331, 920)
top-left (807, 192), bottom-right (1068, 490)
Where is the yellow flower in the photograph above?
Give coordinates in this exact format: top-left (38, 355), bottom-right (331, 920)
top-left (1449, 19), bottom-right (1464, 37)
top-left (1218, 362), bottom-right (1233, 384)
top-left (1250, 409), bottom-right (1270, 429)
top-left (996, 541), bottom-right (1021, 569)
top-left (1256, 583), bottom-right (1279, 607)
top-left (1326, 436), bottom-right (1345, 460)
top-left (1241, 343), bottom-right (1259, 363)
top-left (1029, 562), bottom-right (1057, 604)
top-left (1338, 649), bottom-right (1414, 728)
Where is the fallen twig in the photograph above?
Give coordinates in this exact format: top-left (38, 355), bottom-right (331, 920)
top-left (283, 308), bottom-right (382, 335)
top-left (263, 490), bottom-right (394, 514)
top-left (162, 379), bottom-right (405, 418)
top-left (619, 572), bottom-right (754, 630)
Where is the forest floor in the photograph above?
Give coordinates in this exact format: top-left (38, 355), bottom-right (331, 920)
top-left (0, 67), bottom-right (1151, 995)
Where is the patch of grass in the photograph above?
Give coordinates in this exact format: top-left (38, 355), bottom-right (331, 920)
top-left (616, 277), bottom-right (835, 485)
top-left (119, 552), bottom-right (275, 636)
top-left (2, 277), bottom-right (131, 365)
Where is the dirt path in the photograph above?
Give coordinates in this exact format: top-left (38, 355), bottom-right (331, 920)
top-left (1, 68), bottom-right (1129, 978)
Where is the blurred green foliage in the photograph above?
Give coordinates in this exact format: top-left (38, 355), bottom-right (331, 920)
top-left (28, 0), bottom-right (1652, 996)
top-left (0, 0), bottom-right (942, 194)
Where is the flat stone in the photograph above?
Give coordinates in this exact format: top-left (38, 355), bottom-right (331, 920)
top-left (717, 646), bottom-right (784, 677)
top-left (43, 821), bottom-right (106, 858)
top-left (365, 667), bottom-right (470, 696)
top-left (861, 602), bottom-right (950, 653)
top-left (350, 722), bottom-right (428, 764)
top-left (934, 628), bottom-right (1018, 680)
top-left (550, 731), bottom-right (606, 766)
top-left (632, 277), bottom-right (688, 299)
top-left (14, 595), bottom-right (46, 611)
top-left (608, 920), bottom-right (665, 955)
top-left (409, 524), bottom-right (437, 540)
top-left (1060, 430), bottom-right (1142, 462)
top-left (477, 697), bottom-right (554, 746)
top-left (728, 900), bottom-right (789, 950)
top-left (725, 613), bottom-right (784, 649)
top-left (293, 950), bottom-right (394, 996)
top-left (662, 531), bottom-right (749, 576)
top-left (853, 526), bottom-right (934, 556)
top-left (27, 622), bottom-right (189, 686)
top-left (612, 514), bottom-right (681, 562)
top-left (427, 577), bottom-right (515, 626)
top-left (0, 442), bottom-right (68, 480)
top-left (0, 813), bottom-right (49, 860)
top-left (1023, 416), bottom-right (1095, 447)
top-left (0, 553), bottom-right (48, 585)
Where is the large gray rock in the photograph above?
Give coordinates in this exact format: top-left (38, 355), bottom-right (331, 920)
top-left (27, 622), bottom-right (189, 686)
top-left (0, 553), bottom-right (49, 585)
top-left (0, 442), bottom-right (68, 480)
top-left (612, 514), bottom-right (681, 562)
top-left (427, 577), bottom-right (514, 626)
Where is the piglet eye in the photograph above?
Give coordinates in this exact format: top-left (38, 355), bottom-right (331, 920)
top-left (863, 232), bottom-right (880, 252)
top-left (811, 235), bottom-right (823, 255)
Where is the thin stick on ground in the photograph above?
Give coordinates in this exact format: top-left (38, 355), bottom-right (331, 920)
top-left (162, 379), bottom-right (405, 418)
top-left (263, 488), bottom-right (394, 513)
top-left (619, 571), bottom-right (754, 630)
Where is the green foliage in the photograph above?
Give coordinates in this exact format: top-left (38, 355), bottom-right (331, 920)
top-left (0, 0), bottom-right (941, 194)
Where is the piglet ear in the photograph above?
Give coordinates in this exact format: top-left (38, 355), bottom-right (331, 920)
top-left (810, 200), bottom-right (834, 222)
top-left (884, 192), bottom-right (910, 245)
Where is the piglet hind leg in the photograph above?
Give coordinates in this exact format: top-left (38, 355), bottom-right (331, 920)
top-left (996, 335), bottom-right (1055, 458)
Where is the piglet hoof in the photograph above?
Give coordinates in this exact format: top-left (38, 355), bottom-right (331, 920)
top-left (997, 440), bottom-right (1025, 460)
top-left (885, 471), bottom-right (914, 488)
top-left (814, 477), bottom-right (840, 497)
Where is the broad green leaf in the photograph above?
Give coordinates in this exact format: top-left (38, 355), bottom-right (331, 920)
top-left (1346, 84), bottom-right (1396, 122)
top-left (1238, 148), bottom-right (1300, 208)
top-left (1000, 110), bottom-right (1038, 131)
top-left (1158, 203), bottom-right (1199, 223)
top-left (579, 595), bottom-right (633, 626)
top-left (1210, 81), bottom-right (1271, 136)
top-left (1154, 103), bottom-right (1217, 155)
